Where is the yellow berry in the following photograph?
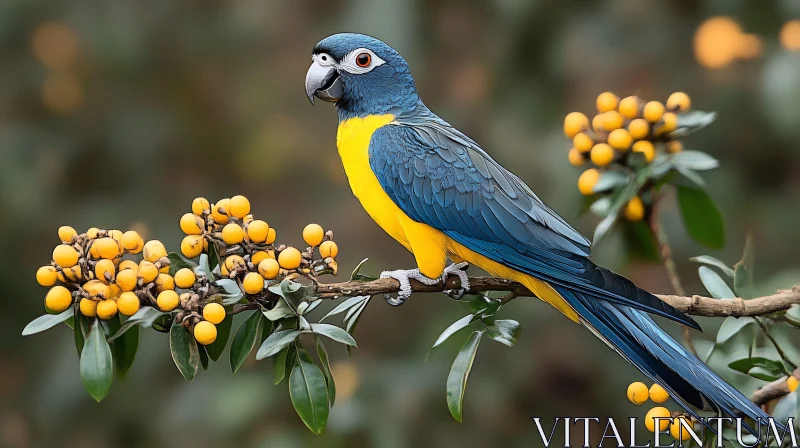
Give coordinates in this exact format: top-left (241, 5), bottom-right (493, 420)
top-left (211, 198), bottom-right (230, 224)
top-left (53, 244), bottom-right (79, 268)
top-left (84, 279), bottom-right (111, 300)
top-left (644, 407), bottom-right (671, 432)
top-left (266, 228), bottom-right (277, 245)
top-left (224, 255), bottom-right (246, 271)
top-left (242, 272), bottom-right (265, 294)
top-left (603, 111), bottom-right (624, 131)
top-left (94, 259), bottom-right (116, 283)
top-left (319, 241), bottom-right (339, 258)
top-left (649, 384), bottom-right (669, 403)
top-left (180, 235), bottom-right (204, 259)
top-left (568, 148), bottom-right (585, 167)
top-left (157, 290), bottom-right (180, 312)
top-left (121, 230), bottom-right (144, 254)
top-left (192, 197), bottom-right (210, 216)
top-left (86, 227), bottom-right (100, 239)
top-left (563, 112), bottom-right (589, 139)
top-left (143, 240), bottom-right (167, 263)
top-left (666, 92), bottom-right (691, 112)
top-left (180, 213), bottom-right (204, 235)
top-left (278, 247), bottom-right (302, 269)
top-left (174, 268), bottom-right (196, 289)
top-left (251, 250), bottom-right (270, 265)
top-left (108, 284), bottom-right (121, 299)
top-left (627, 382), bottom-right (649, 405)
top-left (666, 140), bottom-right (683, 154)
top-left (643, 101), bottom-right (665, 123)
top-left (58, 225), bottom-right (78, 243)
top-left (670, 417), bottom-right (693, 441)
top-left (628, 118), bottom-right (650, 140)
top-left (590, 143), bottom-right (615, 167)
top-left (258, 258), bottom-right (280, 279)
top-left (578, 168), bottom-right (600, 195)
top-left (655, 112), bottom-right (677, 136)
top-left (94, 237), bottom-right (120, 259)
top-left (36, 266), bottom-right (58, 286)
top-left (117, 291), bottom-right (140, 316)
top-left (608, 129), bottom-right (633, 151)
top-left (303, 224), bottom-right (325, 247)
top-left (624, 196), bottom-right (646, 221)
top-left (115, 268), bottom-right (138, 292)
top-left (618, 95), bottom-right (640, 119)
top-left (45, 285), bottom-right (72, 312)
top-left (243, 214), bottom-right (254, 224)
top-left (137, 261), bottom-right (159, 283)
top-left (632, 140), bottom-right (656, 162)
top-left (79, 298), bottom-right (97, 317)
top-left (596, 92), bottom-right (619, 113)
top-left (203, 303), bottom-right (226, 325)
top-left (572, 132), bottom-right (594, 153)
top-left (229, 195), bottom-right (251, 218)
top-left (96, 299), bottom-right (118, 320)
top-left (119, 260), bottom-right (138, 273)
top-left (108, 230), bottom-right (124, 243)
top-left (222, 223), bottom-right (245, 245)
top-left (246, 220), bottom-right (269, 243)
top-left (58, 265), bottom-right (82, 283)
top-left (787, 376), bottom-right (798, 393)
top-left (194, 321), bottom-right (217, 345)
top-left (155, 273), bottom-right (175, 292)
top-left (591, 114), bottom-right (605, 132)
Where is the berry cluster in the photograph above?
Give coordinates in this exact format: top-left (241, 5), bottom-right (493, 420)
top-left (564, 92), bottom-right (692, 221)
top-left (36, 226), bottom-right (169, 320)
top-left (626, 382), bottom-right (694, 441)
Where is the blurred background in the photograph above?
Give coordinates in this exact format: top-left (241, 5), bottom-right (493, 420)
top-left (2, 0), bottom-right (800, 447)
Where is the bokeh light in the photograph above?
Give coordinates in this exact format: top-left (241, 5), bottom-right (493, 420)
top-left (780, 20), bottom-right (800, 51)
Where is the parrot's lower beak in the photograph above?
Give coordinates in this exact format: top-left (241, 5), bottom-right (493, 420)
top-left (305, 61), bottom-right (342, 104)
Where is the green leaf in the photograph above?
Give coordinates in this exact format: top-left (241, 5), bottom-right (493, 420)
top-left (80, 319), bottom-right (114, 402)
top-left (785, 305), bottom-right (800, 328)
top-left (690, 255), bottom-right (735, 278)
top-left (109, 315), bottom-right (139, 380)
top-left (256, 329), bottom-right (301, 360)
top-left (733, 231), bottom-right (756, 299)
top-left (670, 150), bottom-right (719, 172)
top-left (289, 346), bottom-right (330, 434)
top-left (677, 186), bottom-right (725, 249)
top-left (486, 319), bottom-right (520, 347)
top-left (592, 171), bottom-right (631, 193)
top-left (205, 313), bottom-right (232, 362)
top-left (230, 311), bottom-right (266, 374)
top-left (431, 315), bottom-right (476, 351)
top-left (199, 345), bottom-right (209, 370)
top-left (170, 321), bottom-right (200, 382)
top-left (320, 296), bottom-right (369, 322)
top-left (716, 317), bottom-right (756, 344)
top-left (108, 307), bottom-right (170, 341)
top-left (22, 308), bottom-right (73, 336)
top-left (344, 297), bottom-right (371, 354)
top-left (167, 252), bottom-right (195, 276)
top-left (309, 323), bottom-right (357, 347)
top-left (698, 266), bottom-right (735, 299)
top-left (446, 330), bottom-right (483, 423)
top-left (268, 279), bottom-right (314, 310)
top-left (589, 197), bottom-right (612, 216)
top-left (74, 307), bottom-right (90, 356)
top-left (669, 111), bottom-right (717, 139)
top-left (349, 258), bottom-right (370, 281)
top-left (316, 338), bottom-right (336, 406)
top-left (206, 242), bottom-right (221, 273)
top-left (593, 165), bottom-right (652, 245)
top-left (674, 167), bottom-right (707, 188)
top-left (728, 356), bottom-right (787, 379)
top-left (263, 298), bottom-right (296, 321)
top-left (273, 343), bottom-right (294, 385)
top-left (747, 366), bottom-right (783, 382)
top-left (621, 220), bottom-right (660, 262)
top-left (299, 299), bottom-right (323, 316)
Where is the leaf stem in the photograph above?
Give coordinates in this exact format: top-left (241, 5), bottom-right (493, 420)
top-left (755, 319), bottom-right (797, 370)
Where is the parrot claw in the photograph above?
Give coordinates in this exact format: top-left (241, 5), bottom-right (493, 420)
top-left (380, 268), bottom-right (439, 306)
top-left (441, 262), bottom-right (470, 300)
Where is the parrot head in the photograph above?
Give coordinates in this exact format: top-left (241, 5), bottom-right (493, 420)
top-left (305, 33), bottom-right (420, 120)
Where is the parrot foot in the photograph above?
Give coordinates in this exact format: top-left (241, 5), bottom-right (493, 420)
top-left (380, 268), bottom-right (439, 306)
top-left (442, 262), bottom-right (470, 300)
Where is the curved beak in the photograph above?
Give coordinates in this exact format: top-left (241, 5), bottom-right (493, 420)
top-left (305, 60), bottom-right (342, 104)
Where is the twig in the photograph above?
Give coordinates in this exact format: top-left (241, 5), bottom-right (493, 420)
top-left (649, 193), bottom-right (697, 355)
top-left (750, 369), bottom-right (800, 406)
top-left (314, 277), bottom-right (800, 317)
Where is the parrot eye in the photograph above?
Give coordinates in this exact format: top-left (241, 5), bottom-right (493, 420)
top-left (356, 52), bottom-right (372, 67)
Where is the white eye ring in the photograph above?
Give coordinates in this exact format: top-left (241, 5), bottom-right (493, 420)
top-left (314, 53), bottom-right (336, 67)
top-left (339, 48), bottom-right (385, 74)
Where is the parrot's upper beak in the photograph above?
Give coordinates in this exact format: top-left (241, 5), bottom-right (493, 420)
top-left (305, 60), bottom-right (342, 104)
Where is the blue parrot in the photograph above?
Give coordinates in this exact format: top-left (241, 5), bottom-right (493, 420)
top-left (304, 33), bottom-right (773, 432)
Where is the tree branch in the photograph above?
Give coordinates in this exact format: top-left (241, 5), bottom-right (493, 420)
top-left (751, 369), bottom-right (800, 406)
top-left (315, 276), bottom-right (800, 317)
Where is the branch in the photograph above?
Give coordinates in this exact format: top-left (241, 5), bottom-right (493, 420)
top-left (315, 276), bottom-right (800, 317)
top-left (751, 369), bottom-right (800, 407)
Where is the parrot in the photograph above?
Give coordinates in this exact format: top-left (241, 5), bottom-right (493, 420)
top-left (304, 32), bottom-right (775, 434)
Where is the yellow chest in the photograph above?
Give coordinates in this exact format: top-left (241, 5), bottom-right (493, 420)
top-left (336, 114), bottom-right (411, 249)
